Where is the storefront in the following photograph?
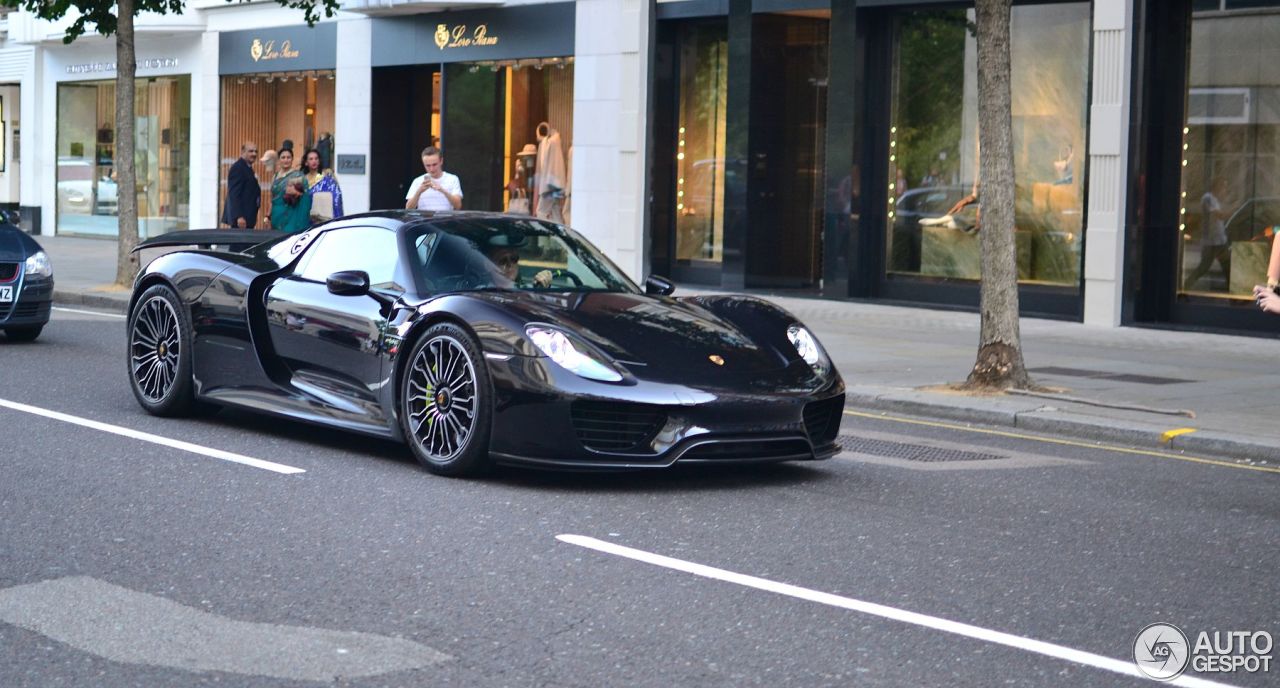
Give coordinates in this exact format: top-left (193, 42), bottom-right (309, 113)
top-left (1129, 0), bottom-right (1280, 332)
top-left (218, 23), bottom-right (337, 228)
top-left (651, 0), bottom-right (1092, 317)
top-left (368, 3), bottom-right (576, 217)
top-left (48, 37), bottom-right (198, 238)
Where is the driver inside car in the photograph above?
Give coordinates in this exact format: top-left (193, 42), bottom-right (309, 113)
top-left (485, 235), bottom-right (553, 289)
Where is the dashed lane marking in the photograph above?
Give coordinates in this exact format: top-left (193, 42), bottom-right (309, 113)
top-left (558, 534), bottom-right (1238, 688)
top-left (0, 397), bottom-right (304, 474)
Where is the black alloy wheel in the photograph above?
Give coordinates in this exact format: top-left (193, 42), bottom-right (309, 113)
top-left (127, 284), bottom-right (195, 416)
top-left (400, 322), bottom-right (493, 476)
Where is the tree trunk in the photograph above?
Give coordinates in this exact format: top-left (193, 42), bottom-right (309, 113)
top-left (965, 0), bottom-right (1032, 390)
top-left (114, 0), bottom-right (139, 287)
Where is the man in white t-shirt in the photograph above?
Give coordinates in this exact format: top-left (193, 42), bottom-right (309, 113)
top-left (405, 146), bottom-right (463, 211)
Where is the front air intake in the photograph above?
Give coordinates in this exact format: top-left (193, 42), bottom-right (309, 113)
top-left (570, 401), bottom-right (666, 452)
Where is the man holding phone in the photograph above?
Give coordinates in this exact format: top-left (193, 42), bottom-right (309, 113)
top-left (406, 146), bottom-right (463, 211)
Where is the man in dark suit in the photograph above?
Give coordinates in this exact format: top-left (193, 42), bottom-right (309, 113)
top-left (222, 141), bottom-right (260, 228)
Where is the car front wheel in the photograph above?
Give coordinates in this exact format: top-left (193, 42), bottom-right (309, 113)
top-left (400, 322), bottom-right (493, 477)
top-left (127, 284), bottom-right (195, 416)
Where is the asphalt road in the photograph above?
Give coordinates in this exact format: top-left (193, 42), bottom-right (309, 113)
top-left (1, 308), bottom-right (1277, 687)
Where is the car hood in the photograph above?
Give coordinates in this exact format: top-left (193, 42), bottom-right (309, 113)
top-left (470, 290), bottom-right (791, 376)
top-left (0, 228), bottom-right (34, 262)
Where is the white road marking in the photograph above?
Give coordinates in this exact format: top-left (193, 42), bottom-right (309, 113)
top-left (0, 397), bottom-right (305, 475)
top-left (557, 535), bottom-right (1237, 688)
top-left (52, 306), bottom-right (126, 319)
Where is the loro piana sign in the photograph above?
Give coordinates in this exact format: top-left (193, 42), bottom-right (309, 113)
top-left (219, 23), bottom-right (337, 75)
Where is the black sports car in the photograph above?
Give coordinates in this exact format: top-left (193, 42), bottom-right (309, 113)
top-left (127, 212), bottom-right (844, 475)
top-left (0, 217), bottom-right (53, 341)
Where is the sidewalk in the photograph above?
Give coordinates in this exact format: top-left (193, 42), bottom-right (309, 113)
top-left (40, 234), bottom-right (1280, 466)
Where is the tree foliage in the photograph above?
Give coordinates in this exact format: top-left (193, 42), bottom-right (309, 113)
top-left (2, 0), bottom-right (337, 43)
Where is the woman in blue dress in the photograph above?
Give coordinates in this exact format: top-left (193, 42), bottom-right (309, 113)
top-left (302, 148), bottom-right (344, 226)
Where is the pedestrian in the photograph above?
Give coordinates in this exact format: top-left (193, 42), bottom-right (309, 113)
top-left (1253, 227), bottom-right (1280, 314)
top-left (302, 148), bottom-right (343, 225)
top-left (405, 146), bottom-right (462, 211)
top-left (1184, 177), bottom-right (1231, 290)
top-left (269, 176), bottom-right (312, 233)
top-left (264, 147), bottom-right (306, 231)
top-left (221, 141), bottom-right (260, 229)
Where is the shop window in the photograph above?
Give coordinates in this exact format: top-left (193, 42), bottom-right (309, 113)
top-left (1177, 8), bottom-right (1280, 299)
top-left (219, 70), bottom-right (335, 228)
top-left (886, 4), bottom-right (1090, 286)
top-left (56, 76), bottom-right (190, 238)
top-left (674, 23), bottom-right (728, 264)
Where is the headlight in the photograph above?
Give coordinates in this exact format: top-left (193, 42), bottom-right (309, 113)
top-left (24, 251), bottom-right (51, 278)
top-left (526, 326), bottom-right (623, 382)
top-left (787, 325), bottom-right (829, 375)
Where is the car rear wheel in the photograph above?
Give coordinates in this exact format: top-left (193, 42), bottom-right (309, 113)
top-left (128, 284), bottom-right (195, 417)
top-left (400, 322), bottom-right (493, 477)
top-left (4, 325), bottom-right (43, 342)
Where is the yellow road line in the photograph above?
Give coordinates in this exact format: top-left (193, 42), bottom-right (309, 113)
top-left (842, 409), bottom-right (1280, 474)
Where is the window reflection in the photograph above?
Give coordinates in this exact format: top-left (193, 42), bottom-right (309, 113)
top-left (1178, 6), bottom-right (1280, 299)
top-left (887, 5), bottom-right (1089, 286)
top-left (675, 23), bottom-right (728, 264)
top-left (56, 77), bottom-right (190, 238)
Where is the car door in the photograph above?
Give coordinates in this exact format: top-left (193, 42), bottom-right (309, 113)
top-left (264, 226), bottom-right (403, 419)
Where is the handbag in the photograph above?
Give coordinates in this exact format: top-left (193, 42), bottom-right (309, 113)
top-left (507, 188), bottom-right (531, 215)
top-left (311, 191), bottom-right (334, 223)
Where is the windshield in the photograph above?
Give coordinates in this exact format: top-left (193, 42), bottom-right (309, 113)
top-left (409, 217), bottom-right (640, 294)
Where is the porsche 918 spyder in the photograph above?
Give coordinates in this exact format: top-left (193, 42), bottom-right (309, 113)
top-left (127, 212), bottom-right (845, 475)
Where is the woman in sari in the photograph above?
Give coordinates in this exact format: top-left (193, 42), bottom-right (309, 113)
top-left (270, 175), bottom-right (312, 233)
top-left (265, 147), bottom-right (307, 231)
top-left (302, 148), bottom-right (344, 226)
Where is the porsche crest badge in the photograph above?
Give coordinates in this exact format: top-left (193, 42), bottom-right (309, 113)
top-left (709, 354), bottom-right (725, 366)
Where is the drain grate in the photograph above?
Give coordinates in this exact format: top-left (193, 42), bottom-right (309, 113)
top-left (836, 435), bottom-right (1006, 462)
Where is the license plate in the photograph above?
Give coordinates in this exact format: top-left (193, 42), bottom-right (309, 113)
top-left (0, 285), bottom-right (11, 302)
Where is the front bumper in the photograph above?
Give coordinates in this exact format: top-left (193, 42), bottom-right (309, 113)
top-left (0, 273), bottom-right (52, 327)
top-left (485, 354), bottom-right (845, 470)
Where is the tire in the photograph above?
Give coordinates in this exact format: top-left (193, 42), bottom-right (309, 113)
top-left (400, 322), bottom-right (493, 477)
top-left (5, 325), bottom-right (43, 342)
top-left (127, 284), bottom-right (195, 417)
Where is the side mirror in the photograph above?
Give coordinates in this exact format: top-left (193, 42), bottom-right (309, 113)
top-left (644, 275), bottom-right (675, 296)
top-left (326, 270), bottom-right (370, 297)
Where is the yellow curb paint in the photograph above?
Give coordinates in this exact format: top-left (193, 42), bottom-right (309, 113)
top-left (842, 409), bottom-right (1280, 474)
top-left (1161, 427), bottom-right (1197, 443)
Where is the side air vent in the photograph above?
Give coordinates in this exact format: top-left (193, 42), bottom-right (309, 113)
top-left (570, 401), bottom-right (666, 452)
top-left (803, 395), bottom-right (845, 445)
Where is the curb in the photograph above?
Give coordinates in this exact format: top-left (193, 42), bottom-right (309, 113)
top-left (845, 388), bottom-right (1280, 468)
top-left (53, 289), bottom-right (129, 314)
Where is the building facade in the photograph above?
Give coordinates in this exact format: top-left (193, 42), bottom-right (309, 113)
top-left (1, 0), bottom-right (1276, 336)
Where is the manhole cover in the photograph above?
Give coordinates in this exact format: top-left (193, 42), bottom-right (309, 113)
top-left (836, 435), bottom-right (1006, 462)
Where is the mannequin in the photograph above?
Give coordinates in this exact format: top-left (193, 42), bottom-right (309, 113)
top-left (535, 121), bottom-right (566, 223)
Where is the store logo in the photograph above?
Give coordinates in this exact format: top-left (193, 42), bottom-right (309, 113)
top-left (1134, 623), bottom-right (1190, 681)
top-left (249, 39), bottom-right (300, 63)
top-left (434, 23), bottom-right (500, 50)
